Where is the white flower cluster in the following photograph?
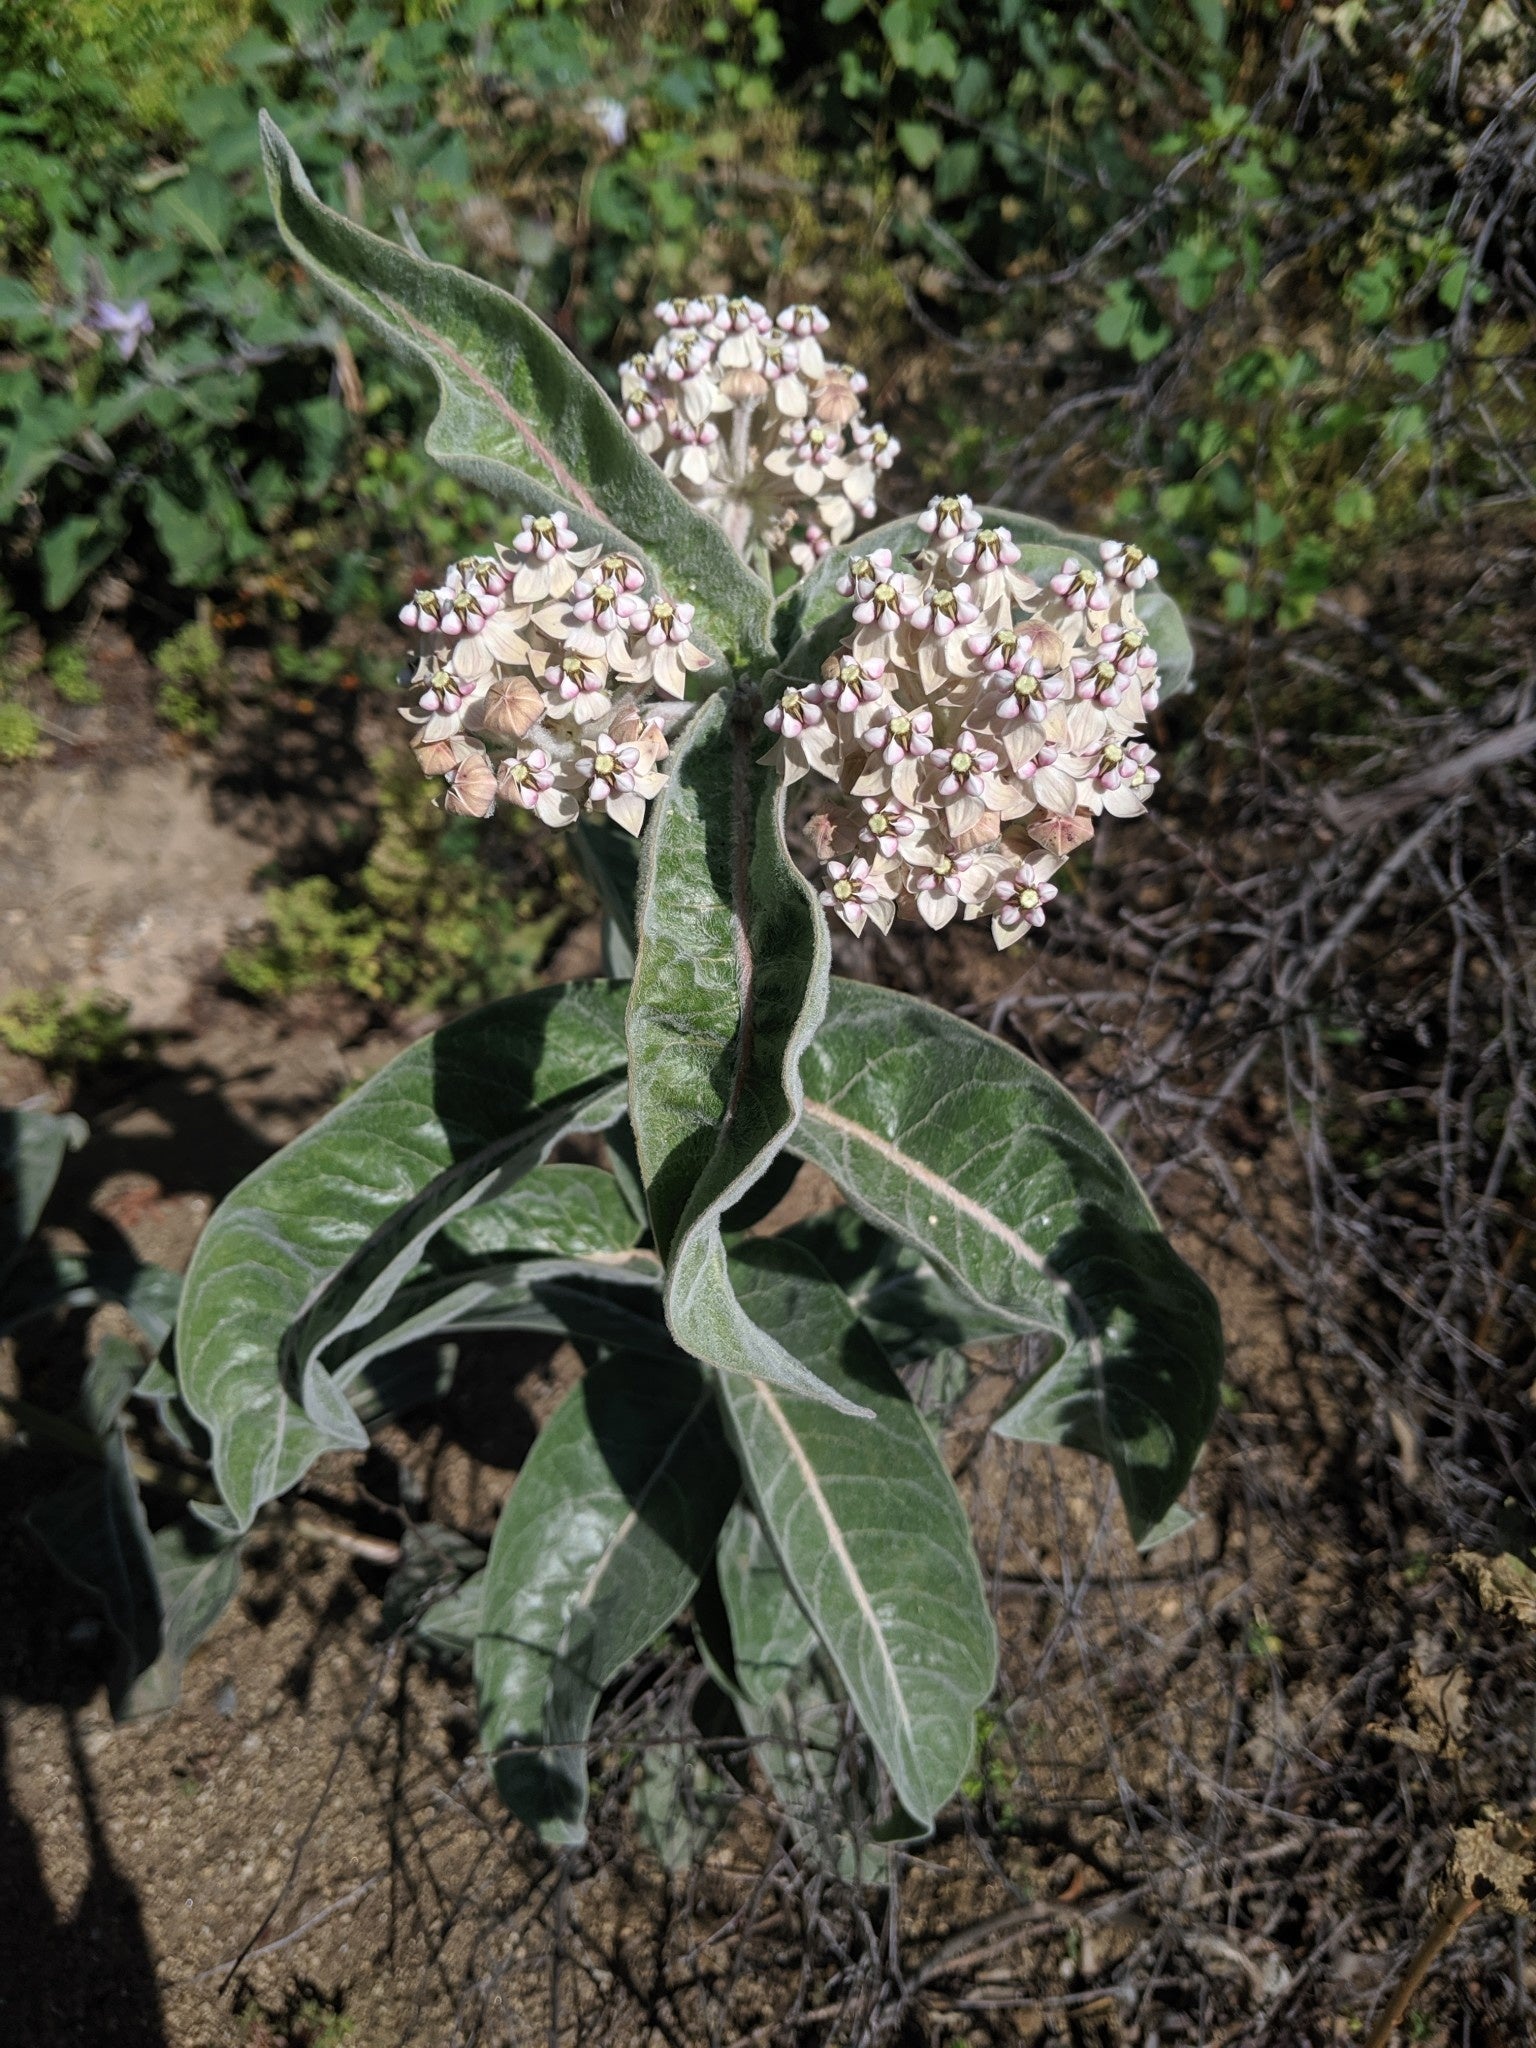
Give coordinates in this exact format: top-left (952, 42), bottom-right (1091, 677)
top-left (764, 495), bottom-right (1163, 948)
top-left (397, 512), bottom-right (711, 833)
top-left (620, 294), bottom-right (898, 567)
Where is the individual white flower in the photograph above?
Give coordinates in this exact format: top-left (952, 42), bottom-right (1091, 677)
top-left (818, 653), bottom-right (887, 719)
top-left (930, 731), bottom-right (1000, 801)
top-left (1093, 739), bottom-right (1161, 818)
top-left (906, 841), bottom-right (979, 930)
top-left (764, 685), bottom-right (824, 740)
top-left (1049, 556), bottom-right (1110, 616)
top-left (635, 595), bottom-right (713, 697)
top-left (1100, 539), bottom-right (1159, 590)
top-left (511, 512), bottom-right (583, 600)
top-left (857, 796), bottom-right (918, 859)
top-left (762, 684), bottom-right (838, 783)
top-left (819, 856), bottom-right (893, 937)
top-left (990, 868), bottom-right (1059, 949)
top-left (917, 493), bottom-right (981, 543)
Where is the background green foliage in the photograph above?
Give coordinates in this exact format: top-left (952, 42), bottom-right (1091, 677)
top-left (1, 0), bottom-right (1526, 1005)
top-left (7, 0), bottom-right (1515, 619)
top-left (224, 750), bottom-right (580, 1008)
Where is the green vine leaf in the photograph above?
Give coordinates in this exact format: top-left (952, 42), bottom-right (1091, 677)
top-left (474, 1353), bottom-right (737, 1842)
top-left (259, 113), bottom-right (769, 667)
top-left (627, 690), bottom-right (856, 1412)
top-left (178, 982), bottom-right (630, 1530)
top-left (718, 1238), bottom-right (997, 1831)
top-left (792, 980), bottom-right (1223, 1544)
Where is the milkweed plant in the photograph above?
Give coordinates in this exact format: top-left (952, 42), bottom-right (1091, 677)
top-left (116, 118), bottom-right (1224, 1859)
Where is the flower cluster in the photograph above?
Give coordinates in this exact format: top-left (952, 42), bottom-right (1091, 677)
top-left (620, 294), bottom-right (897, 568)
top-left (764, 495), bottom-right (1163, 948)
top-left (397, 512), bottom-right (711, 833)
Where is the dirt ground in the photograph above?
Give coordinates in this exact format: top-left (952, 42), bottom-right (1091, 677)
top-left (2, 587), bottom-right (1534, 2048)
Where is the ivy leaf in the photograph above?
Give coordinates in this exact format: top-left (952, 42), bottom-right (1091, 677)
top-left (791, 980), bottom-right (1223, 1544)
top-left (474, 1353), bottom-right (737, 1841)
top-left (178, 982), bottom-right (630, 1529)
top-left (259, 113), bottom-right (768, 667)
top-left (718, 1238), bottom-right (997, 1832)
top-left (627, 691), bottom-right (855, 1412)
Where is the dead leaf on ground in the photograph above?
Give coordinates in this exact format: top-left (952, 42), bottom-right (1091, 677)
top-left (1453, 1549), bottom-right (1536, 1632)
top-left (1445, 1814), bottom-right (1536, 1915)
top-left (1369, 1635), bottom-right (1470, 1759)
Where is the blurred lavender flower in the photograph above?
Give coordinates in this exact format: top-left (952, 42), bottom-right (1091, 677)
top-left (90, 298), bottom-right (153, 361)
top-left (584, 97), bottom-right (628, 148)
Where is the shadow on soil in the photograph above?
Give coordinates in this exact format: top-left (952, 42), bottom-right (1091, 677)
top-left (0, 1524), bottom-right (170, 2047)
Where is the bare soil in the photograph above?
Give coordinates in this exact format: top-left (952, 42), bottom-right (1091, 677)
top-left (3, 577), bottom-right (1534, 2048)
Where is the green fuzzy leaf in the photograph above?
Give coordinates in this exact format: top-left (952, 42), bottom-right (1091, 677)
top-left (412, 1569), bottom-right (486, 1663)
top-left (259, 113), bottom-right (768, 667)
top-left (326, 1252), bottom-right (672, 1384)
top-left (780, 1206), bottom-right (1015, 1366)
top-left (178, 981), bottom-right (630, 1530)
top-left (700, 1542), bottom-right (891, 1875)
top-left (27, 1346), bottom-right (241, 1720)
top-left (116, 1519), bottom-right (244, 1720)
top-left (717, 1238), bottom-right (996, 1831)
top-left (1, 1105), bottom-right (86, 1282)
top-left (28, 1461), bottom-right (164, 1711)
top-left (714, 1499), bottom-right (816, 1712)
top-left (432, 1163), bottom-right (640, 1264)
top-left (792, 981), bottom-right (1223, 1544)
top-left (285, 1085), bottom-right (626, 1444)
top-left (1139, 583), bottom-right (1195, 699)
top-left (474, 1353), bottom-right (737, 1841)
top-left (627, 691), bottom-right (851, 1411)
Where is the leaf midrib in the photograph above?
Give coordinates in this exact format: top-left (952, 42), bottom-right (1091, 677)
top-left (799, 1093), bottom-right (1108, 1390)
top-left (375, 287), bottom-right (601, 514)
top-left (750, 1381), bottom-right (916, 1778)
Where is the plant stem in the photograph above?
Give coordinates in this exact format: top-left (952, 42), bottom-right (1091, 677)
top-left (1361, 1890), bottom-right (1482, 2048)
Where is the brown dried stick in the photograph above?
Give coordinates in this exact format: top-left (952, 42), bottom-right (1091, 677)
top-left (1360, 1889), bottom-right (1482, 2048)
